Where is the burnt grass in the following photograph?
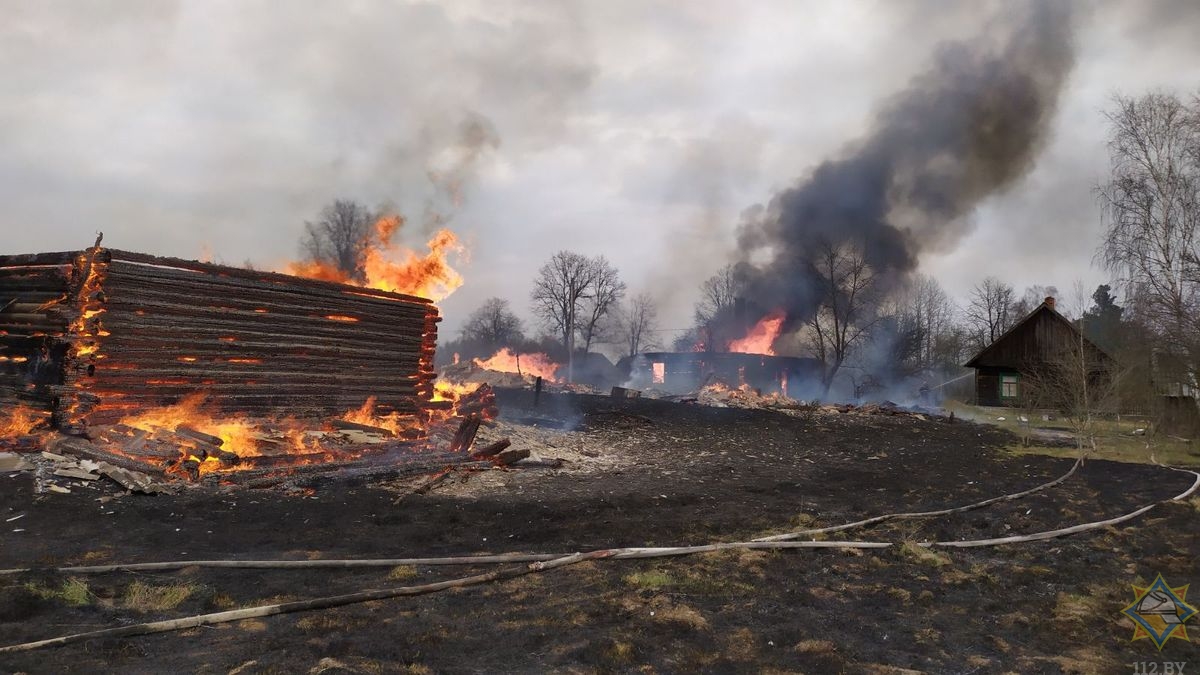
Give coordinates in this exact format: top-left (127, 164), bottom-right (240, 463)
top-left (1, 390), bottom-right (1198, 674)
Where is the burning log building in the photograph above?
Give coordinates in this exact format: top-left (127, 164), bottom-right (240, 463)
top-left (1, 245), bottom-right (442, 427)
top-left (626, 299), bottom-right (821, 397)
top-left (629, 351), bottom-right (821, 398)
top-left (0, 242), bottom-right (497, 484)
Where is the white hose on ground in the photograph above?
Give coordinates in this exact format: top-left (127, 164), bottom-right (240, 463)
top-left (1, 462), bottom-right (1196, 654)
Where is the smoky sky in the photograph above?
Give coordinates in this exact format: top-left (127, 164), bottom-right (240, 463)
top-left (734, 1), bottom-right (1075, 321)
top-left (1, 1), bottom-right (1198, 345)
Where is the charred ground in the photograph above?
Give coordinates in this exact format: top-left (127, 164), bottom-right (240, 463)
top-left (1, 391), bottom-right (1197, 674)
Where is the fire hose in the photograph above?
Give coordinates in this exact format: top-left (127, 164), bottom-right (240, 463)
top-left (1, 458), bottom-right (1196, 654)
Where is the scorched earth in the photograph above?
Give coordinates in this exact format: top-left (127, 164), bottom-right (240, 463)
top-left (1, 390), bottom-right (1197, 674)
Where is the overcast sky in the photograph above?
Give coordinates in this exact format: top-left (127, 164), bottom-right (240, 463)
top-left (3, 0), bottom-right (1199, 340)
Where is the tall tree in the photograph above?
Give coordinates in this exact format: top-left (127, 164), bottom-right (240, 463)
top-left (577, 256), bottom-right (627, 353)
top-left (300, 199), bottom-right (376, 280)
top-left (619, 292), bottom-right (660, 357)
top-left (895, 274), bottom-right (956, 372)
top-left (965, 276), bottom-right (1016, 348)
top-left (806, 241), bottom-right (881, 394)
top-left (459, 297), bottom-right (524, 350)
top-left (694, 264), bottom-right (740, 325)
top-left (1080, 284), bottom-right (1125, 353)
top-left (1099, 92), bottom-right (1200, 373)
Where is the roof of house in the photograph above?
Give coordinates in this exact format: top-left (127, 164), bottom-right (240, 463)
top-left (964, 300), bottom-right (1112, 369)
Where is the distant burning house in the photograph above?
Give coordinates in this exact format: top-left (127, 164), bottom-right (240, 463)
top-left (628, 351), bottom-right (822, 397)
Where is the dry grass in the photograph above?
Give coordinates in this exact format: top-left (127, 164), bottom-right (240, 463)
top-left (897, 541), bottom-right (951, 567)
top-left (604, 640), bottom-right (635, 665)
top-left (723, 627), bottom-right (758, 660)
top-left (1051, 591), bottom-right (1105, 625)
top-left (793, 638), bottom-right (837, 655)
top-left (652, 601), bottom-right (710, 630)
top-left (122, 581), bottom-right (196, 612)
top-left (942, 563), bottom-right (998, 586)
top-left (210, 592), bottom-right (237, 609)
top-left (296, 613), bottom-right (373, 633)
top-left (26, 577), bottom-right (92, 606)
top-left (623, 570), bottom-right (674, 590)
top-left (387, 565), bottom-right (418, 581)
top-left (914, 627), bottom-right (940, 644)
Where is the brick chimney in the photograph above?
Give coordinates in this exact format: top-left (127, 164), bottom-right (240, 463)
top-left (1044, 296), bottom-right (1056, 310)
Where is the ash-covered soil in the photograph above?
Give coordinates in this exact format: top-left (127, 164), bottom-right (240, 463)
top-left (1, 391), bottom-right (1197, 674)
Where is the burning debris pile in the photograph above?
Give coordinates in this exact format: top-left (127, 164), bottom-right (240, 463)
top-left (0, 241), bottom-right (509, 485)
top-left (439, 348), bottom-right (604, 393)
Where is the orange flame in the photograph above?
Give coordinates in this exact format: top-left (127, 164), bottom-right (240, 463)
top-left (432, 380), bottom-right (479, 402)
top-left (120, 394), bottom-right (262, 458)
top-left (1, 404), bottom-right (44, 435)
top-left (287, 216), bottom-right (465, 302)
top-left (473, 348), bottom-right (560, 382)
top-left (340, 396), bottom-right (420, 437)
top-left (728, 312), bottom-right (785, 355)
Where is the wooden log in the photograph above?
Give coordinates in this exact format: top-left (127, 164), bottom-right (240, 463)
top-left (449, 415), bottom-right (482, 453)
top-left (179, 459), bottom-right (201, 481)
top-left (45, 436), bottom-right (164, 477)
top-left (329, 419), bottom-right (395, 437)
top-left (493, 447), bottom-right (531, 466)
top-left (510, 457), bottom-right (564, 469)
top-left (97, 304), bottom-right (429, 338)
top-left (99, 284), bottom-right (431, 320)
top-left (470, 438), bottom-right (511, 458)
top-left (174, 426), bottom-right (224, 448)
top-left (104, 255), bottom-right (433, 308)
top-left (0, 251), bottom-right (83, 267)
top-left (226, 452), bottom-right (334, 469)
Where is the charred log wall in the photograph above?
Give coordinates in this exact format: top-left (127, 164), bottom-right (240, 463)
top-left (0, 248), bottom-right (440, 431)
top-left (0, 252), bottom-right (75, 424)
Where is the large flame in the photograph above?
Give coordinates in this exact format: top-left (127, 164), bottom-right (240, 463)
top-left (120, 394), bottom-right (264, 458)
top-left (287, 216), bottom-right (465, 302)
top-left (1, 404), bottom-right (43, 436)
top-left (340, 395), bottom-right (422, 437)
top-left (473, 348), bottom-right (560, 382)
top-left (728, 312), bottom-right (785, 355)
top-left (432, 380), bottom-right (480, 402)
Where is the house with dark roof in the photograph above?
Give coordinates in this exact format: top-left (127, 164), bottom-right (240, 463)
top-left (964, 297), bottom-right (1114, 407)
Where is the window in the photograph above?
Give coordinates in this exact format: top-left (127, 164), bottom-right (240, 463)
top-left (1000, 374), bottom-right (1019, 399)
top-left (652, 362), bottom-right (665, 384)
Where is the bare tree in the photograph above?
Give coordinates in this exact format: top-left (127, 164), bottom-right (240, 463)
top-left (530, 251), bottom-right (601, 382)
top-left (300, 199), bottom-right (376, 280)
top-left (619, 293), bottom-right (660, 357)
top-left (459, 297), bottom-right (524, 349)
top-left (694, 264), bottom-right (740, 325)
top-left (577, 256), bottom-right (627, 353)
top-left (895, 274), bottom-right (956, 372)
top-left (1099, 92), bottom-right (1200, 378)
top-left (806, 241), bottom-right (881, 394)
top-left (965, 276), bottom-right (1016, 348)
top-left (1009, 284), bottom-right (1060, 319)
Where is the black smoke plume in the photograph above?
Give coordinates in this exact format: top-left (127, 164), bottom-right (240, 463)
top-left (734, 1), bottom-right (1076, 323)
